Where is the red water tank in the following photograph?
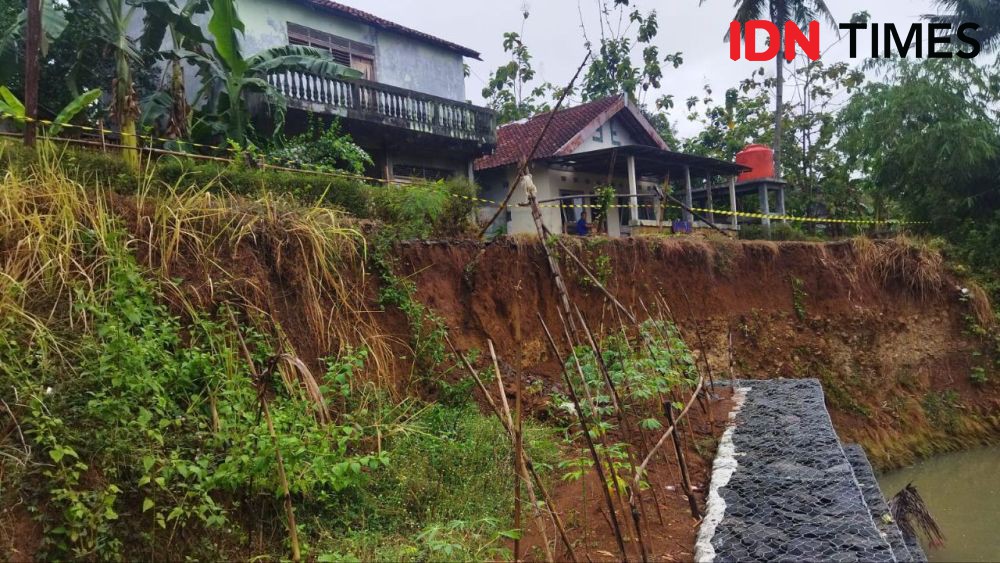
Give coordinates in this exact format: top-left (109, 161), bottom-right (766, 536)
top-left (735, 144), bottom-right (775, 182)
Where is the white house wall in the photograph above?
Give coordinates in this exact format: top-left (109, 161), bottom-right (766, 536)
top-left (572, 115), bottom-right (641, 153)
top-left (238, 0), bottom-right (467, 101)
top-left (478, 165), bottom-right (663, 237)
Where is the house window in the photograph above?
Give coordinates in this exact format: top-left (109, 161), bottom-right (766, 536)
top-left (392, 164), bottom-right (453, 183)
top-left (287, 22), bottom-right (376, 80)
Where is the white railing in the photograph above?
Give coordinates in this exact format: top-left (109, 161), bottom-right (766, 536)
top-left (268, 71), bottom-right (495, 143)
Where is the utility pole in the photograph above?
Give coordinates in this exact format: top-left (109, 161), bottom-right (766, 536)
top-left (23, 0), bottom-right (41, 147)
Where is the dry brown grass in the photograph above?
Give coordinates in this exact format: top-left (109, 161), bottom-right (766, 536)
top-left (851, 236), bottom-right (946, 299)
top-left (965, 284), bottom-right (996, 329)
top-left (0, 143), bottom-right (394, 387)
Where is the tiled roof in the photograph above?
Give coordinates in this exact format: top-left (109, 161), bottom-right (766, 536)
top-left (474, 95), bottom-right (626, 171)
top-left (301, 0), bottom-right (481, 60)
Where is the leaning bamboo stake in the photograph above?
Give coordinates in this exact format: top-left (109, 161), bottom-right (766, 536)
top-left (678, 286), bottom-right (717, 393)
top-left (574, 307), bottom-right (651, 562)
top-left (540, 314), bottom-right (629, 562)
top-left (558, 312), bottom-right (635, 553)
top-left (665, 403), bottom-right (702, 519)
top-left (631, 374), bottom-right (705, 519)
top-left (514, 355), bottom-right (524, 563)
top-left (630, 300), bottom-right (687, 480)
top-left (229, 311), bottom-right (301, 562)
top-left (488, 341), bottom-right (555, 563)
top-left (728, 326), bottom-right (736, 383)
top-left (649, 294), bottom-right (713, 429)
top-left (478, 53), bottom-right (589, 238)
top-left (445, 337), bottom-right (579, 563)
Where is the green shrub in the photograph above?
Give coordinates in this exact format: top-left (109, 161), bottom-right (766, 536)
top-left (268, 117), bottom-right (373, 174)
top-left (739, 222), bottom-right (823, 241)
top-left (311, 403), bottom-right (557, 561)
top-left (154, 158), bottom-right (373, 214)
top-left (369, 177), bottom-right (477, 239)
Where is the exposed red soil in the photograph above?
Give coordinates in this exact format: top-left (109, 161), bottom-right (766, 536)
top-left (519, 388), bottom-right (734, 562)
top-left (391, 237), bottom-right (999, 470)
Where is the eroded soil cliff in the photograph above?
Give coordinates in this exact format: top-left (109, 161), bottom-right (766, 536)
top-left (390, 237), bottom-right (998, 470)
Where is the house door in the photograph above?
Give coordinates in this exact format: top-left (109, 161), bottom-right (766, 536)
top-left (560, 190), bottom-right (586, 234)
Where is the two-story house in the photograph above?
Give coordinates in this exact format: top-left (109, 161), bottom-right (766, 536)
top-left (233, 1), bottom-right (497, 182)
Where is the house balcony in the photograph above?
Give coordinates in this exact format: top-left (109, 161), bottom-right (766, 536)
top-left (268, 71), bottom-right (496, 150)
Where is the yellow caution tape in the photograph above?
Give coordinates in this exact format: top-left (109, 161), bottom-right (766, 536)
top-left (0, 112), bottom-right (926, 226)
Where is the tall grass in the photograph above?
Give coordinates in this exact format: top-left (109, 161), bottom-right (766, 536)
top-left (0, 141), bottom-right (393, 385)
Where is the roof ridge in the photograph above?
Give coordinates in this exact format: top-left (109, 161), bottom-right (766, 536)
top-left (475, 95), bottom-right (629, 171)
top-left (301, 0), bottom-right (481, 60)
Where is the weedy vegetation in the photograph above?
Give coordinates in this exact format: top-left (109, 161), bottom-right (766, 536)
top-left (0, 145), bottom-right (543, 561)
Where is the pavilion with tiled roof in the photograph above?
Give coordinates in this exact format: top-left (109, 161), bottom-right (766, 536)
top-left (474, 94), bottom-right (751, 237)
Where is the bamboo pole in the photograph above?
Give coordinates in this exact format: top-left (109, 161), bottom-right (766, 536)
top-left (488, 341), bottom-right (554, 563)
top-left (574, 307), bottom-right (650, 562)
top-left (514, 354), bottom-right (524, 563)
top-left (445, 337), bottom-right (578, 563)
top-left (229, 311), bottom-right (301, 562)
top-left (631, 376), bottom-right (705, 500)
top-left (665, 404), bottom-right (702, 520)
top-left (478, 54), bottom-right (589, 238)
top-left (679, 286), bottom-right (717, 394)
top-left (540, 314), bottom-right (629, 561)
top-left (552, 236), bottom-right (637, 324)
top-left (557, 312), bottom-right (637, 555)
top-left (618, 298), bottom-right (675, 498)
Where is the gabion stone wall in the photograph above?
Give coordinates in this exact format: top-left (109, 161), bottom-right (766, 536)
top-left (843, 444), bottom-right (924, 563)
top-left (699, 379), bottom-right (903, 563)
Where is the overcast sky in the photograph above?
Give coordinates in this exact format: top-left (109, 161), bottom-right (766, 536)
top-left (347, 0), bottom-right (939, 136)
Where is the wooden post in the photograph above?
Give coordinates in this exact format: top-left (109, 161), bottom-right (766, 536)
top-left (665, 403), bottom-right (702, 520)
top-left (728, 176), bottom-right (738, 229)
top-left (23, 0), bottom-right (41, 147)
top-left (446, 336), bottom-right (577, 563)
top-left (488, 341), bottom-right (555, 563)
top-left (627, 154), bottom-right (639, 227)
top-left (704, 171), bottom-right (715, 225)
top-left (229, 312), bottom-right (301, 562)
top-left (514, 362), bottom-right (523, 562)
top-left (683, 166), bottom-right (693, 223)
top-left (575, 307), bottom-right (651, 562)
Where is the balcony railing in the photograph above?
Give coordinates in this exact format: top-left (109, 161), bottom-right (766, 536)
top-left (268, 71), bottom-right (496, 146)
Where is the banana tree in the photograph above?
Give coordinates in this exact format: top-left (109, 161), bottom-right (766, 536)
top-left (81, 0), bottom-right (142, 169)
top-left (184, 0), bottom-right (361, 146)
top-left (138, 0), bottom-right (209, 141)
top-left (0, 85), bottom-right (102, 135)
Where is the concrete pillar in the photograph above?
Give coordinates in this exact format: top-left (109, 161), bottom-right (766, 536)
top-left (683, 165), bottom-right (693, 223)
top-left (759, 184), bottom-right (771, 228)
top-left (704, 170), bottom-right (715, 225)
top-left (627, 155), bottom-right (639, 226)
top-left (467, 160), bottom-right (475, 183)
top-left (777, 186), bottom-right (787, 223)
top-left (728, 176), bottom-right (738, 229)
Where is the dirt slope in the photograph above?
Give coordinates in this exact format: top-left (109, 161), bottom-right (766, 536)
top-left (390, 237), bottom-right (999, 470)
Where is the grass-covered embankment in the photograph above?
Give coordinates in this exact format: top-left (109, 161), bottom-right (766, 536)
top-left (0, 143), bottom-right (560, 560)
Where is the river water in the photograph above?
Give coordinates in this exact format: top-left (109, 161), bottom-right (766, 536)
top-left (877, 446), bottom-right (1000, 562)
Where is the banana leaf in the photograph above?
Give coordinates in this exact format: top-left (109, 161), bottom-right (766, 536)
top-left (48, 88), bottom-right (102, 136)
